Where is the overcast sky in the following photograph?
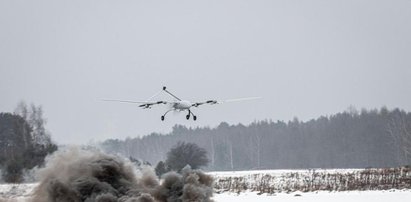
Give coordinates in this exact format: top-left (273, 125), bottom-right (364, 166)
top-left (1, 0), bottom-right (410, 144)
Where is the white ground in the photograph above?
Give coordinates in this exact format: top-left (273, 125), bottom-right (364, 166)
top-left (214, 190), bottom-right (411, 202)
top-left (0, 183), bottom-right (36, 201)
top-left (1, 169), bottom-right (410, 201)
top-left (1, 183), bottom-right (410, 202)
top-left (210, 169), bottom-right (411, 201)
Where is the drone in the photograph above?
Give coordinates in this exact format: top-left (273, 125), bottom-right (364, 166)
top-left (103, 86), bottom-right (260, 121)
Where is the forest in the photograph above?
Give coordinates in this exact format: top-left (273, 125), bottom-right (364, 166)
top-left (101, 107), bottom-right (411, 171)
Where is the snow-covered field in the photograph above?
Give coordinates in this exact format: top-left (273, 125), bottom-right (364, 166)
top-left (1, 183), bottom-right (410, 202)
top-left (211, 168), bottom-right (411, 193)
top-left (1, 169), bottom-right (410, 201)
top-left (215, 190), bottom-right (411, 202)
top-left (209, 169), bottom-right (411, 201)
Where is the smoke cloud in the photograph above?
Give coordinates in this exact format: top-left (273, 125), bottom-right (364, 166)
top-left (31, 147), bottom-right (214, 202)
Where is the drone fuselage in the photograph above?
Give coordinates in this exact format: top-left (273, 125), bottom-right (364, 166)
top-left (162, 100), bottom-right (196, 121)
top-left (173, 100), bottom-right (192, 110)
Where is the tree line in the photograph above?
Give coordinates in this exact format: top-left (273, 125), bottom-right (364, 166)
top-left (101, 107), bottom-right (411, 171)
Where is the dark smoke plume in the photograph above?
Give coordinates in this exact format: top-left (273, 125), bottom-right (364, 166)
top-left (31, 147), bottom-right (214, 202)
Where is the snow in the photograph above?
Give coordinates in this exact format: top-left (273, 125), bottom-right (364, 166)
top-left (0, 183), bottom-right (410, 201)
top-left (0, 169), bottom-right (410, 201)
top-left (214, 190), bottom-right (411, 202)
top-left (211, 169), bottom-right (411, 201)
top-left (211, 168), bottom-right (411, 193)
top-left (0, 183), bottom-right (36, 201)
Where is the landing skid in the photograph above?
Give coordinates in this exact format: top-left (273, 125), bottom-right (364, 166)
top-left (161, 110), bottom-right (197, 121)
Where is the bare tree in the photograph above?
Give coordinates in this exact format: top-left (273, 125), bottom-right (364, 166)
top-left (249, 124), bottom-right (262, 169)
top-left (210, 135), bottom-right (215, 169)
top-left (14, 101), bottom-right (52, 146)
top-left (387, 110), bottom-right (411, 164)
top-left (14, 101), bottom-right (28, 120)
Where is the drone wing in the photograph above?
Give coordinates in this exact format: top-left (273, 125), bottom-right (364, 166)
top-left (102, 99), bottom-right (168, 109)
top-left (192, 97), bottom-right (261, 107)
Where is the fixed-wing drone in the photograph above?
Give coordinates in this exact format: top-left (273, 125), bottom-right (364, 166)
top-left (103, 86), bottom-right (260, 121)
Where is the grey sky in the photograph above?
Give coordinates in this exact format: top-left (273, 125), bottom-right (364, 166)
top-left (1, 0), bottom-right (410, 144)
